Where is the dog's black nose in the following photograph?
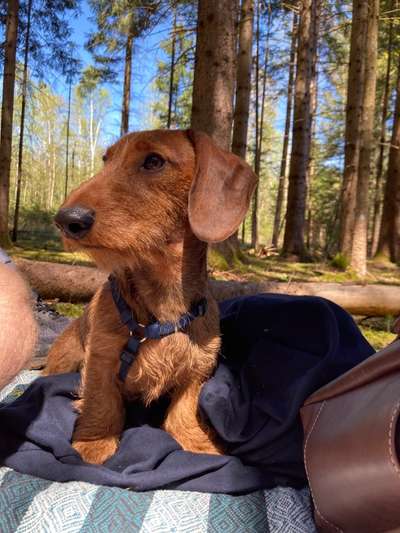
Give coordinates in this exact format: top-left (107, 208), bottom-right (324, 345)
top-left (54, 206), bottom-right (95, 239)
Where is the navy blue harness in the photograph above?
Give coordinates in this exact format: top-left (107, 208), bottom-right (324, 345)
top-left (109, 276), bottom-right (208, 382)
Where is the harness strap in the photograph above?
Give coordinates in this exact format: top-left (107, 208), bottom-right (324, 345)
top-left (109, 276), bottom-right (207, 382)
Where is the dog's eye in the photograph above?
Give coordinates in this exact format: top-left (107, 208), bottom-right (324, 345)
top-left (142, 153), bottom-right (165, 171)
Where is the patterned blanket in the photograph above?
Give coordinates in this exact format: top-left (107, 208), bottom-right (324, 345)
top-left (0, 371), bottom-right (316, 532)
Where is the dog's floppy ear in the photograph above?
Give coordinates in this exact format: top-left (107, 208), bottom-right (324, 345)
top-left (187, 130), bottom-right (258, 243)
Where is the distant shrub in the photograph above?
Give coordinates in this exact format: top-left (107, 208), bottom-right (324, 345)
top-left (331, 253), bottom-right (349, 270)
top-left (208, 249), bottom-right (229, 271)
top-left (17, 207), bottom-right (57, 232)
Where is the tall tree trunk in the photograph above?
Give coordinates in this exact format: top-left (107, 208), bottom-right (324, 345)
top-left (350, 0), bottom-right (379, 277)
top-left (0, 0), bottom-right (19, 247)
top-left (371, 10), bottom-right (394, 256)
top-left (282, 0), bottom-right (319, 260)
top-left (305, 66), bottom-right (318, 251)
top-left (251, 0), bottom-right (261, 250)
top-left (232, 0), bottom-right (254, 158)
top-left (45, 121), bottom-right (52, 210)
top-left (167, 8), bottom-right (177, 129)
top-left (375, 54), bottom-right (400, 263)
top-left (231, 0), bottom-right (254, 249)
top-left (191, 0), bottom-right (237, 264)
top-left (272, 12), bottom-right (298, 248)
top-left (191, 0), bottom-right (236, 150)
top-left (64, 78), bottom-right (72, 200)
top-left (12, 0), bottom-right (32, 243)
top-left (305, 3), bottom-right (319, 252)
top-left (120, 22), bottom-right (134, 137)
top-left (338, 0), bottom-right (369, 257)
top-left (252, 1), bottom-right (272, 250)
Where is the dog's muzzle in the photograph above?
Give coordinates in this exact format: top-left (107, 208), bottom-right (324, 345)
top-left (55, 206), bottom-right (95, 240)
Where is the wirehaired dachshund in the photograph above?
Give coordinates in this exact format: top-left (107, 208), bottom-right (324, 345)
top-left (44, 130), bottom-right (257, 464)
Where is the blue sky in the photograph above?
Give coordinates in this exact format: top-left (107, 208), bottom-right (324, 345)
top-left (64, 1), bottom-right (171, 143)
top-left (55, 1), bottom-right (289, 154)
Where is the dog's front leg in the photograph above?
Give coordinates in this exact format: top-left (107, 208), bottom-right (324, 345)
top-left (72, 355), bottom-right (124, 465)
top-left (164, 381), bottom-right (223, 455)
top-left (44, 318), bottom-right (85, 375)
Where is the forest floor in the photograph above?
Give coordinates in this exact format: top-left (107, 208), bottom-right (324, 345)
top-left (8, 233), bottom-right (400, 350)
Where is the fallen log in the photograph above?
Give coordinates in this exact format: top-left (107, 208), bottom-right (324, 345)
top-left (14, 257), bottom-right (400, 317)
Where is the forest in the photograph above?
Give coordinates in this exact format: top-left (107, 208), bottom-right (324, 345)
top-left (0, 0), bottom-right (399, 346)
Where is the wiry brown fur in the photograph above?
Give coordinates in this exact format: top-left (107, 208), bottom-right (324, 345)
top-left (44, 130), bottom-right (256, 464)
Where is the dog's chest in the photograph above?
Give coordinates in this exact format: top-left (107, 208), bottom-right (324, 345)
top-left (121, 333), bottom-right (195, 401)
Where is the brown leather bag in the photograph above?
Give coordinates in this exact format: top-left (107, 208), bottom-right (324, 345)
top-left (301, 339), bottom-right (400, 533)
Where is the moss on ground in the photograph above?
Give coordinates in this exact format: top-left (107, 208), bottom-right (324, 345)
top-left (359, 327), bottom-right (395, 351)
top-left (9, 236), bottom-right (94, 266)
top-left (54, 302), bottom-right (85, 318)
top-left (210, 254), bottom-right (400, 286)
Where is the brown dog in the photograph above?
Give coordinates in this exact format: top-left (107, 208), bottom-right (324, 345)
top-left (44, 130), bottom-right (257, 464)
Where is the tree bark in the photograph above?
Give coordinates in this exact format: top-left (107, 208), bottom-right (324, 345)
top-left (305, 4), bottom-right (319, 252)
top-left (120, 21), bottom-right (134, 137)
top-left (375, 53), bottom-right (400, 263)
top-left (338, 0), bottom-right (369, 257)
top-left (191, 0), bottom-right (238, 264)
top-left (191, 0), bottom-right (236, 150)
top-left (350, 0), bottom-right (379, 277)
top-left (371, 11), bottom-right (394, 256)
top-left (167, 7), bottom-right (177, 129)
top-left (231, 0), bottom-right (253, 251)
top-left (251, 1), bottom-right (271, 250)
top-left (15, 257), bottom-right (400, 317)
top-left (0, 0), bottom-right (19, 247)
top-left (11, 0), bottom-right (32, 243)
top-left (272, 12), bottom-right (298, 248)
top-left (251, 0), bottom-right (261, 250)
top-left (232, 0), bottom-right (254, 158)
top-left (282, 0), bottom-right (319, 260)
top-left (64, 78), bottom-right (72, 200)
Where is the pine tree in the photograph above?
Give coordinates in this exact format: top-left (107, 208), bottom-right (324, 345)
top-left (282, 0), bottom-right (320, 259)
top-left (376, 53), bottom-right (400, 263)
top-left (338, 0), bottom-right (369, 258)
top-left (86, 0), bottom-right (158, 136)
top-left (272, 10), bottom-right (297, 248)
top-left (151, 4), bottom-right (195, 129)
top-left (371, 2), bottom-right (395, 256)
top-left (190, 0), bottom-right (236, 150)
top-left (0, 0), bottom-right (19, 247)
top-left (232, 0), bottom-right (254, 159)
top-left (349, 0), bottom-right (379, 276)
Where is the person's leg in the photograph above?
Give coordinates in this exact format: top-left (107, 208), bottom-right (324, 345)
top-left (0, 249), bottom-right (71, 370)
top-left (0, 262), bottom-right (38, 389)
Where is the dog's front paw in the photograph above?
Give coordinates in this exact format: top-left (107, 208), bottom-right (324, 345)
top-left (72, 435), bottom-right (119, 464)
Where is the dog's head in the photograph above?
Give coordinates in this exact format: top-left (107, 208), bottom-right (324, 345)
top-left (55, 129), bottom-right (257, 271)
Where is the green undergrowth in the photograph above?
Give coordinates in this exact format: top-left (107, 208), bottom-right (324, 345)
top-left (8, 233), bottom-right (94, 266)
top-left (360, 327), bottom-right (395, 351)
top-left (209, 252), bottom-right (400, 286)
top-left (357, 316), bottom-right (396, 351)
top-left (54, 302), bottom-right (85, 318)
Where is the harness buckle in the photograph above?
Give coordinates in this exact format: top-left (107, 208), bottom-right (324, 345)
top-left (129, 322), bottom-right (147, 344)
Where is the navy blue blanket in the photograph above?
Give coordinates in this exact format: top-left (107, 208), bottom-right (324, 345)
top-left (0, 295), bottom-right (374, 494)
